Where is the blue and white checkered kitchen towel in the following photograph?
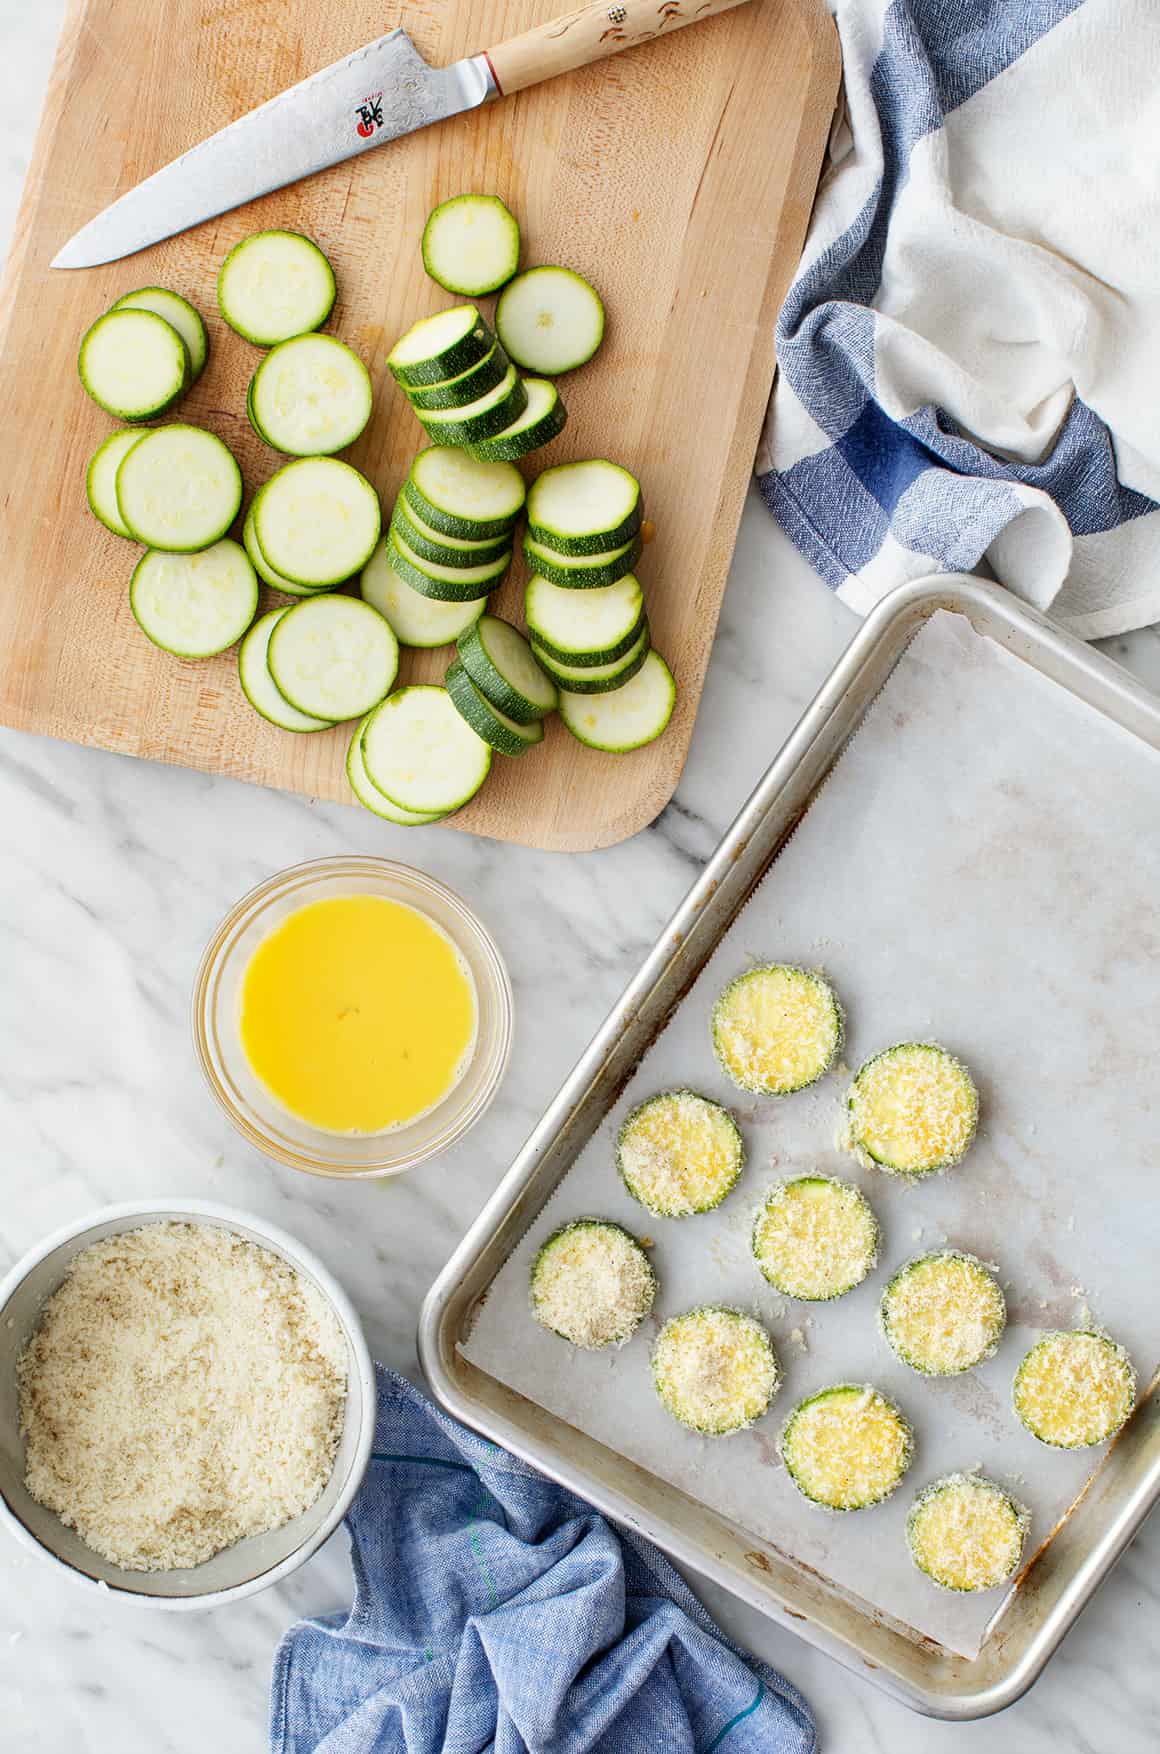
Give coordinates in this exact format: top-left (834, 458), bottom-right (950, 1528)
top-left (758, 0), bottom-right (1160, 638)
top-left (272, 1366), bottom-right (816, 1754)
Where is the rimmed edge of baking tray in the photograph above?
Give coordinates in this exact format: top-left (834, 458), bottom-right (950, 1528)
top-left (418, 575), bottom-right (1160, 1719)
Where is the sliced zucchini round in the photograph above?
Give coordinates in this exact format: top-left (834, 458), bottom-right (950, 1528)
top-left (880, 1251), bottom-right (1005, 1376)
top-left (414, 365), bottom-right (528, 446)
top-left (254, 458), bottom-right (381, 587)
top-left (617, 1089), bottom-right (744, 1219)
top-left (907, 1474), bottom-right (1028, 1592)
top-left (129, 540), bottom-right (257, 659)
top-left (468, 377), bottom-right (567, 462)
top-left (86, 429), bottom-right (145, 537)
top-left (652, 1306), bottom-right (779, 1436)
top-left (388, 529), bottom-right (511, 602)
top-left (526, 459), bottom-right (641, 555)
top-left (495, 266), bottom-right (605, 375)
top-left (526, 572), bottom-right (644, 666)
top-left (242, 506), bottom-right (332, 596)
top-left (847, 1043), bottom-right (978, 1176)
top-left (359, 540), bottom-right (487, 648)
top-left (1013, 1331), bottom-right (1136, 1449)
top-left (712, 965), bottom-right (842, 1098)
top-left (217, 230), bottom-right (336, 345)
top-left (266, 593), bottom-right (398, 722)
top-left (532, 623), bottom-right (650, 694)
top-left (116, 425), bottom-right (243, 552)
top-left (558, 650), bottom-right (676, 753)
top-left (388, 305), bottom-right (493, 388)
top-left (405, 445), bottom-right (525, 537)
top-left (523, 531), bottom-right (643, 591)
top-left (445, 660), bottom-right (544, 756)
top-left (249, 334), bottom-right (373, 455)
top-left (361, 685), bottom-right (492, 815)
top-left (346, 716), bottom-right (444, 825)
top-left (752, 1176), bottom-right (879, 1302)
top-left (112, 286), bottom-right (208, 378)
top-left (78, 307), bottom-right (189, 421)
top-left (238, 608), bottom-right (334, 733)
top-left (405, 343), bottom-right (511, 413)
top-left (780, 1384), bottom-right (913, 1511)
top-left (530, 1218), bottom-right (656, 1350)
top-left (390, 503), bottom-right (510, 570)
top-left (457, 615), bottom-right (558, 723)
top-left (422, 193), bottom-right (521, 297)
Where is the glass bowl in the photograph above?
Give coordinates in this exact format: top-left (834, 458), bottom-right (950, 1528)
top-left (193, 856), bottom-right (513, 1178)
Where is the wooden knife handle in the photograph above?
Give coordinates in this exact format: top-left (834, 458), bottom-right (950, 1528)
top-left (485, 0), bottom-right (753, 97)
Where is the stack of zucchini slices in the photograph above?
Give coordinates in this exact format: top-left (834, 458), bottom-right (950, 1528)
top-left (388, 306), bottom-right (566, 463)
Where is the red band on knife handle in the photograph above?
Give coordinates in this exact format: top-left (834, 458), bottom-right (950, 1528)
top-left (484, 51), bottom-right (504, 97)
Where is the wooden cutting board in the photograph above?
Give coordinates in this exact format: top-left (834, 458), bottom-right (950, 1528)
top-left (0, 0), bottom-right (837, 850)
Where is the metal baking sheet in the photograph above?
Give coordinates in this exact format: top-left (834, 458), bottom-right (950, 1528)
top-left (419, 578), bottom-right (1160, 1718)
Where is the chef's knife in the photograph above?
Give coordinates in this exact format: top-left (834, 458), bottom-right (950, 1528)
top-left (53, 0), bottom-right (752, 269)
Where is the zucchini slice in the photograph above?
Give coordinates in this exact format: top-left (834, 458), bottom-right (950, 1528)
top-left (752, 1177), bottom-right (879, 1302)
top-left (129, 540), bottom-right (257, 659)
top-left (468, 377), bottom-right (567, 462)
top-left (266, 594), bottom-right (399, 722)
top-left (526, 459), bottom-right (641, 555)
top-left (712, 965), bottom-right (842, 1098)
top-left (532, 623), bottom-right (650, 694)
top-left (249, 334), bottom-right (373, 455)
top-left (390, 503), bottom-right (511, 570)
top-left (361, 685), bottom-right (492, 815)
top-left (780, 1384), bottom-right (913, 1511)
top-left (880, 1251), bottom-right (1005, 1376)
top-left (112, 287), bottom-right (208, 378)
top-left (558, 650), bottom-right (676, 753)
top-left (457, 616), bottom-right (558, 723)
top-left (217, 230), bottom-right (336, 345)
top-left (388, 529), bottom-right (511, 602)
top-left (253, 458), bottom-right (381, 587)
top-left (522, 531), bottom-right (643, 591)
top-left (1013, 1331), bottom-right (1136, 1449)
top-left (405, 445), bottom-right (525, 537)
top-left (242, 506), bottom-right (332, 597)
top-left (359, 540), bottom-right (487, 648)
top-left (652, 1306), bottom-right (779, 1436)
top-left (116, 425), bottom-right (243, 552)
top-left (526, 572), bottom-right (645, 666)
top-left (530, 1218), bottom-right (656, 1350)
top-left (238, 609), bottom-right (334, 733)
top-left (86, 429), bottom-right (145, 537)
top-left (847, 1043), bottom-right (978, 1176)
top-left (414, 365), bottom-right (528, 446)
top-left (495, 266), bottom-right (605, 375)
top-left (422, 194), bottom-right (521, 297)
top-left (388, 305), bottom-right (494, 389)
top-left (907, 1474), bottom-right (1028, 1592)
top-left (617, 1089), bottom-right (744, 1218)
top-left (346, 716), bottom-right (444, 825)
top-left (78, 307), bottom-right (189, 421)
top-left (445, 660), bottom-right (544, 756)
top-left (406, 344), bottom-right (511, 413)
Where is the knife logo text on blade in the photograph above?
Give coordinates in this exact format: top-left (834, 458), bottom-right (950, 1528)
top-left (355, 92), bottom-right (385, 139)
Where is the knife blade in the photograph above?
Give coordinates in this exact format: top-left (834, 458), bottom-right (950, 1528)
top-left (52, 0), bottom-right (754, 270)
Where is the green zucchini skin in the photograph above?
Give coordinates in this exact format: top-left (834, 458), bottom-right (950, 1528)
top-left (405, 344), bottom-right (511, 412)
top-left (468, 379), bottom-right (567, 463)
top-left (387, 533), bottom-right (511, 603)
top-left (445, 661), bottom-right (544, 757)
top-left (525, 459), bottom-right (642, 556)
top-left (530, 1218), bottom-right (656, 1349)
top-left (402, 481), bottom-right (520, 544)
top-left (390, 505), bottom-right (511, 570)
top-left (415, 369), bottom-right (528, 446)
top-left (388, 306), bottom-right (495, 388)
top-left (651, 1305), bottom-right (779, 1435)
top-left (522, 533), bottom-right (643, 591)
top-left (532, 625), bottom-right (651, 695)
top-left (456, 616), bottom-right (558, 724)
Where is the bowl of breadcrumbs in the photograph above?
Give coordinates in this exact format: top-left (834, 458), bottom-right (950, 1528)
top-left (0, 1199), bottom-right (375, 1606)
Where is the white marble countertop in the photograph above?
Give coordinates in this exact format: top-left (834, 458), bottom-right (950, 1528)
top-left (2, 11), bottom-right (1158, 1750)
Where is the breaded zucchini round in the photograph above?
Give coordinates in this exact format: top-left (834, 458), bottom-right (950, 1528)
top-left (652, 1305), bottom-right (780, 1435)
top-left (1013, 1330), bottom-right (1136, 1448)
top-left (880, 1250), bottom-right (1005, 1376)
top-left (711, 965), bottom-right (842, 1097)
top-left (780, 1383), bottom-right (913, 1510)
top-left (751, 1176), bottom-right (879, 1302)
top-left (616, 1090), bottom-right (744, 1218)
top-left (530, 1218), bottom-right (656, 1350)
top-left (907, 1473), bottom-right (1028, 1592)
top-left (847, 1043), bottom-right (977, 1176)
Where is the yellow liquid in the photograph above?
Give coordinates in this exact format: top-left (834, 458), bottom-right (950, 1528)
top-left (239, 895), bottom-right (477, 1135)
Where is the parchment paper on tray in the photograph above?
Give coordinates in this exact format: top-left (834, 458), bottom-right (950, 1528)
top-left (462, 612), bottom-right (1160, 1660)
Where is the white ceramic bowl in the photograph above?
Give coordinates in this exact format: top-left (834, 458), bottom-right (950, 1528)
top-left (0, 1199), bottom-right (375, 1608)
